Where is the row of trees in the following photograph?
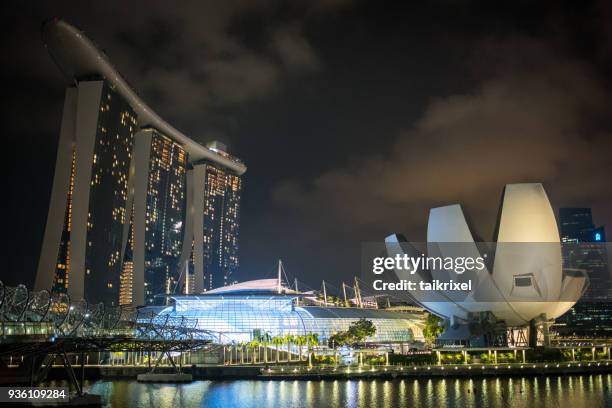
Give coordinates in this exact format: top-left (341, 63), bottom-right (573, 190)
top-left (229, 333), bottom-right (319, 364)
top-left (226, 319), bottom-right (380, 365)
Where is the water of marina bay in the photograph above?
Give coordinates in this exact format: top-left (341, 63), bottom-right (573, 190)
top-left (44, 374), bottom-right (612, 407)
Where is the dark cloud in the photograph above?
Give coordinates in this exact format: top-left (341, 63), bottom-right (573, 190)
top-left (2, 1), bottom-right (611, 290)
top-left (1, 1), bottom-right (336, 138)
top-left (272, 36), bottom-right (612, 243)
top-left (271, 23), bottom-right (322, 72)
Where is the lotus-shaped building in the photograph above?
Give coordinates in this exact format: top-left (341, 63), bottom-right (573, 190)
top-left (385, 183), bottom-right (587, 347)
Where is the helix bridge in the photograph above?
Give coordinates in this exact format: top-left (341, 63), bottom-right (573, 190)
top-left (0, 281), bottom-right (212, 392)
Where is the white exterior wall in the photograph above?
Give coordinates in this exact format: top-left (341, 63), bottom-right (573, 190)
top-left (192, 164), bottom-right (207, 294)
top-left (35, 87), bottom-right (77, 293)
top-left (177, 164), bottom-right (206, 294)
top-left (130, 130), bottom-right (153, 306)
top-left (35, 81), bottom-right (104, 301)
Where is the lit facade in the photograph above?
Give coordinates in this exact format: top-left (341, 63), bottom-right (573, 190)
top-left (151, 280), bottom-right (424, 344)
top-left (119, 260), bottom-right (134, 306)
top-left (37, 79), bottom-right (137, 306)
top-left (36, 19), bottom-right (246, 307)
top-left (142, 129), bottom-right (187, 304)
top-left (177, 141), bottom-right (243, 295)
top-left (119, 222), bottom-right (134, 306)
top-left (554, 208), bottom-right (611, 337)
top-left (51, 151), bottom-right (75, 293)
top-left (554, 301), bottom-right (612, 337)
top-left (385, 183), bottom-right (588, 347)
top-left (559, 208), bottom-right (609, 300)
top-left (202, 141), bottom-right (242, 289)
top-left (85, 83), bottom-right (136, 305)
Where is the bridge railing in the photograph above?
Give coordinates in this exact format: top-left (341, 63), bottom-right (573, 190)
top-left (0, 281), bottom-right (203, 342)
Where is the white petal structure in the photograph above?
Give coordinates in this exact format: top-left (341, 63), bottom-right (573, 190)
top-left (385, 183), bottom-right (586, 331)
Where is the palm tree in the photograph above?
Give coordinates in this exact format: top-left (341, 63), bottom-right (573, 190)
top-left (306, 333), bottom-right (319, 367)
top-left (259, 332), bottom-right (272, 364)
top-left (294, 335), bottom-right (307, 362)
top-left (230, 342), bottom-right (237, 365)
top-left (272, 336), bottom-right (284, 363)
top-left (239, 342), bottom-right (246, 364)
top-left (283, 335), bottom-right (295, 362)
top-left (307, 333), bottom-right (319, 347)
top-left (247, 339), bottom-right (259, 364)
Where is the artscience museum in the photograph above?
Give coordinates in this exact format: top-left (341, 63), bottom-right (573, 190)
top-left (384, 183), bottom-right (588, 347)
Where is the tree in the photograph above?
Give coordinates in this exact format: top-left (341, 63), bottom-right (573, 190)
top-left (247, 339), bottom-right (259, 364)
top-left (306, 333), bottom-right (319, 348)
top-left (349, 318), bottom-right (376, 340)
top-left (329, 319), bottom-right (376, 347)
top-left (423, 314), bottom-right (444, 346)
top-left (239, 341), bottom-right (247, 364)
top-left (283, 335), bottom-right (295, 362)
top-left (306, 333), bottom-right (319, 366)
top-left (258, 332), bottom-right (272, 363)
top-left (295, 335), bottom-right (307, 361)
top-left (272, 336), bottom-right (284, 363)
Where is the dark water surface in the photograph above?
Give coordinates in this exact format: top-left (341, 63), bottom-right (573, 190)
top-left (51, 374), bottom-right (612, 407)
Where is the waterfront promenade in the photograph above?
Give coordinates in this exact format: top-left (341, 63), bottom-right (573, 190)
top-left (11, 359), bottom-right (609, 383)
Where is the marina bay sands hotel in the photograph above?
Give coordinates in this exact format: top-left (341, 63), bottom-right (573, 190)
top-left (34, 19), bottom-right (247, 307)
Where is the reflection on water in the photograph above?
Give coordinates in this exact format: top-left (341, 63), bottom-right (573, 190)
top-left (55, 374), bottom-right (612, 407)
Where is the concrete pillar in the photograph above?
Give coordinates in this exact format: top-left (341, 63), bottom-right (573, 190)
top-left (70, 81), bottom-right (105, 301)
top-left (177, 169), bottom-right (194, 292)
top-left (36, 82), bottom-right (110, 302)
top-left (528, 319), bottom-right (538, 348)
top-left (522, 349), bottom-right (526, 363)
top-left (35, 87), bottom-right (77, 292)
top-left (542, 322), bottom-right (551, 347)
top-left (192, 164), bottom-right (206, 293)
top-left (130, 130), bottom-right (152, 306)
top-left (177, 165), bottom-right (206, 293)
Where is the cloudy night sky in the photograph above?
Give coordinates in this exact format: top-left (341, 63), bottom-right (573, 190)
top-left (3, 1), bottom-right (612, 293)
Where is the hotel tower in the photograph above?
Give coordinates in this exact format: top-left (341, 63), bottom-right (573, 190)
top-left (35, 19), bottom-right (246, 306)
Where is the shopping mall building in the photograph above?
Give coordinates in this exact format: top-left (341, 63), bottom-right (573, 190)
top-left (145, 279), bottom-right (425, 346)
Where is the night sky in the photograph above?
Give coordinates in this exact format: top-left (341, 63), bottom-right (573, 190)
top-left (3, 1), bottom-right (612, 294)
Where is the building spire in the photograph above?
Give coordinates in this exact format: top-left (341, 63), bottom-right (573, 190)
top-left (322, 280), bottom-right (328, 307)
top-left (277, 259), bottom-right (282, 294)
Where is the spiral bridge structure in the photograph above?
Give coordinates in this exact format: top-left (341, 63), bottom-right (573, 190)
top-left (0, 281), bottom-right (212, 354)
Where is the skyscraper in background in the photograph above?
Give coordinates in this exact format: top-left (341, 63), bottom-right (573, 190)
top-left (37, 80), bottom-right (137, 306)
top-left (119, 222), bottom-right (134, 306)
top-left (559, 208), bottom-right (609, 298)
top-left (202, 141), bottom-right (242, 289)
top-left (554, 208), bottom-right (611, 337)
top-left (35, 19), bottom-right (247, 306)
top-left (560, 208), bottom-right (601, 243)
top-left (179, 141), bottom-right (243, 293)
top-left (141, 129), bottom-right (188, 304)
top-left (85, 83), bottom-right (136, 306)
top-left (118, 128), bottom-right (189, 305)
